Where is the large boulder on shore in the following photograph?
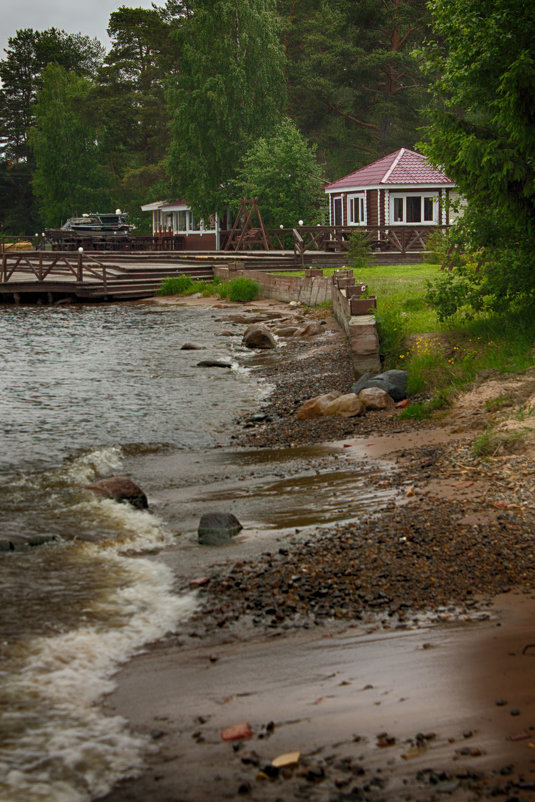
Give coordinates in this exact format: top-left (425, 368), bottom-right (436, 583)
top-left (351, 369), bottom-right (408, 402)
top-left (296, 392), bottom-right (365, 419)
top-left (84, 477), bottom-right (148, 509)
top-left (242, 324), bottom-right (277, 349)
top-left (296, 392), bottom-right (341, 419)
top-left (323, 393), bottom-right (366, 418)
top-left (358, 386), bottom-right (395, 410)
top-left (198, 512), bottom-right (243, 545)
top-left (295, 321), bottom-right (326, 338)
top-left (196, 359), bottom-right (232, 368)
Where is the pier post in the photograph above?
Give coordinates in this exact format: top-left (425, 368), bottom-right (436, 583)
top-left (77, 247), bottom-right (83, 282)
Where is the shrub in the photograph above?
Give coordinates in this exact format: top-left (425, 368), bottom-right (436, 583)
top-left (219, 277), bottom-right (260, 302)
top-left (375, 309), bottom-right (406, 367)
top-left (424, 229), bottom-right (454, 265)
top-left (157, 274), bottom-right (196, 295)
top-left (424, 265), bottom-right (490, 322)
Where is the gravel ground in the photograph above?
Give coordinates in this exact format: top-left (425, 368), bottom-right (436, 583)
top-left (232, 336), bottom-right (431, 449)
top-left (193, 311), bottom-right (535, 638)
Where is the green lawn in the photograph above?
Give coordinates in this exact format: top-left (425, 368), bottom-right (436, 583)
top-left (328, 263), bottom-right (442, 334)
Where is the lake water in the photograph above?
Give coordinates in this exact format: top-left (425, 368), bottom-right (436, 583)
top-left (0, 302), bottom-right (265, 802)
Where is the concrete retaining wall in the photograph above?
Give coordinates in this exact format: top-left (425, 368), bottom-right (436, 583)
top-left (214, 266), bottom-right (331, 306)
top-left (214, 265), bottom-right (381, 378)
top-left (331, 284), bottom-right (381, 377)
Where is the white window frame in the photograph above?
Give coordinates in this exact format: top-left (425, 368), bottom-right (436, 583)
top-left (389, 192), bottom-right (439, 225)
top-left (347, 193), bottom-right (366, 225)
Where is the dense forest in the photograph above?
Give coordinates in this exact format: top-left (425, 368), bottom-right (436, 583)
top-left (0, 0), bottom-right (433, 233)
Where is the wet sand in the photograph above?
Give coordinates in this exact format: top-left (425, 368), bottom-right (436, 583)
top-left (100, 296), bottom-right (535, 801)
top-left (102, 591), bottom-right (535, 802)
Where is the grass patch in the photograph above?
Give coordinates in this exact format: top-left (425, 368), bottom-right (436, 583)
top-left (485, 395), bottom-right (514, 413)
top-left (472, 427), bottom-right (530, 458)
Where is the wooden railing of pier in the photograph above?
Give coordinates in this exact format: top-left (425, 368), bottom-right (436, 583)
top-left (0, 250), bottom-right (113, 288)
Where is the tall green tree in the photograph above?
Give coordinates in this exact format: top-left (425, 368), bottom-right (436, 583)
top-left (231, 118), bottom-right (325, 228)
top-left (167, 0), bottom-right (286, 219)
top-left (29, 64), bottom-right (111, 227)
top-left (421, 0), bottom-right (535, 312)
top-left (95, 6), bottom-right (180, 227)
top-left (98, 6), bottom-right (178, 170)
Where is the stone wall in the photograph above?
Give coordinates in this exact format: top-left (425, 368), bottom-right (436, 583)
top-left (214, 265), bottom-right (381, 378)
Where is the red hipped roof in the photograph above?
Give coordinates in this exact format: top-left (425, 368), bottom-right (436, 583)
top-left (324, 148), bottom-right (453, 191)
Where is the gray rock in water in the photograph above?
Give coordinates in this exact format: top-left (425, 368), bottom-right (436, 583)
top-left (196, 359), bottom-right (232, 368)
top-left (242, 324), bottom-right (277, 349)
top-left (181, 342), bottom-right (205, 350)
top-left (198, 512), bottom-right (243, 545)
top-left (351, 369), bottom-right (408, 402)
top-left (85, 476), bottom-right (148, 509)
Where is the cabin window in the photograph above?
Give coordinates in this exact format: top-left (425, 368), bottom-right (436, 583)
top-left (390, 194), bottom-right (438, 224)
top-left (393, 197), bottom-right (404, 222)
top-left (423, 197), bottom-right (434, 221)
top-left (348, 194), bottom-right (365, 225)
top-left (406, 196), bottom-right (421, 222)
top-left (333, 197), bottom-right (343, 226)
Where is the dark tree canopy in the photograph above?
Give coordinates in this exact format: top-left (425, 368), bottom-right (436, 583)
top-left (0, 2), bottom-right (437, 233)
top-left (278, 0), bottom-right (432, 179)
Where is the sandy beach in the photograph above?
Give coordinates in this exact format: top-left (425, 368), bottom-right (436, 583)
top-left (99, 295), bottom-right (535, 802)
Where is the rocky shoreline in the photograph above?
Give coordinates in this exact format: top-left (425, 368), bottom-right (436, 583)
top-left (102, 296), bottom-right (535, 802)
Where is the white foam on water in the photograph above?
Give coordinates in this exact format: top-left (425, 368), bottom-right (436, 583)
top-left (0, 499), bottom-right (197, 802)
top-left (61, 446), bottom-right (124, 486)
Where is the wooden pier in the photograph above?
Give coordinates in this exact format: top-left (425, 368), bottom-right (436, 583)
top-left (0, 246), bottom-right (422, 303)
top-left (0, 250), bottom-right (354, 303)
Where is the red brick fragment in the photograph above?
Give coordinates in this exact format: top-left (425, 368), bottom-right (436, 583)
top-left (221, 722), bottom-right (253, 741)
